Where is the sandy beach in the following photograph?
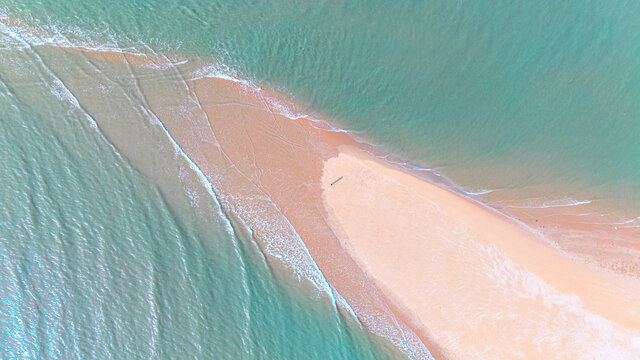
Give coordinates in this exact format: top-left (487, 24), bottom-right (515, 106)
top-left (322, 147), bottom-right (640, 358)
top-left (32, 44), bottom-right (640, 359)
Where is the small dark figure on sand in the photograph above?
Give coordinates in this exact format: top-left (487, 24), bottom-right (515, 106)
top-left (330, 176), bottom-right (344, 186)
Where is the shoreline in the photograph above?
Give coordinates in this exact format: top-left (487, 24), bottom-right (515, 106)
top-left (8, 31), bottom-right (640, 357)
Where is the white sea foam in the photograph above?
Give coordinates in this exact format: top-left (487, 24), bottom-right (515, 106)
top-left (463, 188), bottom-right (494, 196)
top-left (503, 197), bottom-right (593, 209)
top-left (618, 216), bottom-right (640, 226)
top-left (542, 198), bottom-right (592, 208)
top-left (411, 165), bottom-right (443, 177)
top-left (189, 62), bottom-right (247, 84)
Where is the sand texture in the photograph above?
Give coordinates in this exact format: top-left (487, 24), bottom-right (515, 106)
top-left (321, 147), bottom-right (640, 359)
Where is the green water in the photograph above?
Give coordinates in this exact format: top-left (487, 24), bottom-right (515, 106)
top-left (1, 0), bottom-right (639, 358)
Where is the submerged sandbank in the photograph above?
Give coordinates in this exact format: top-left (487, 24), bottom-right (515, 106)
top-left (12, 35), bottom-right (640, 358)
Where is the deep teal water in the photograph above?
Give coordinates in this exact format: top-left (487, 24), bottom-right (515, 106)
top-left (1, 0), bottom-right (639, 358)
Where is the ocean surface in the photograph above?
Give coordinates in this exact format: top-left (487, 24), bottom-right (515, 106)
top-left (1, 0), bottom-right (639, 358)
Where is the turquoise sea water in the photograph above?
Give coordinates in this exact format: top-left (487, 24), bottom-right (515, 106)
top-left (1, 1), bottom-right (639, 359)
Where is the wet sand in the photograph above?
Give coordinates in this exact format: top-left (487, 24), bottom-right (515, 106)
top-left (23, 41), bottom-right (640, 358)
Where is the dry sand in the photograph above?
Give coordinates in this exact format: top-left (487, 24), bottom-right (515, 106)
top-left (322, 147), bottom-right (640, 359)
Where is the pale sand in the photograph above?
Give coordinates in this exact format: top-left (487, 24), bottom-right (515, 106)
top-left (24, 41), bottom-right (640, 358)
top-left (322, 147), bottom-right (640, 359)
